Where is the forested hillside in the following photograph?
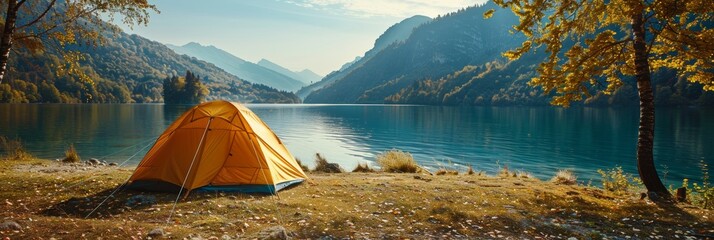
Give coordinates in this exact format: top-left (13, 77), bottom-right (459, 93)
top-left (296, 15), bottom-right (431, 99)
top-left (304, 2), bottom-right (713, 106)
top-left (1, 31), bottom-right (300, 103)
top-left (385, 51), bottom-right (714, 106)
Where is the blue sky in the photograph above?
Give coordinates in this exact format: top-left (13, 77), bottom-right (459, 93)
top-left (119, 0), bottom-right (485, 75)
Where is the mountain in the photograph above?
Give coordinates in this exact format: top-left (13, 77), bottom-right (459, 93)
top-left (257, 59), bottom-right (322, 85)
top-left (166, 43), bottom-right (305, 92)
top-left (295, 69), bottom-right (322, 85)
top-left (304, 5), bottom-right (517, 103)
top-left (2, 31), bottom-right (300, 103)
top-left (304, 2), bottom-right (713, 106)
top-left (296, 15), bottom-right (431, 99)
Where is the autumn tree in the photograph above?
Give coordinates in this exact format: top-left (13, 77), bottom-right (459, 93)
top-left (162, 70), bottom-right (208, 104)
top-left (0, 0), bottom-right (157, 84)
top-left (486, 0), bottom-right (713, 198)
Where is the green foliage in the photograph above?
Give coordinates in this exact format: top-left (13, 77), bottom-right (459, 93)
top-left (385, 59), bottom-right (712, 106)
top-left (62, 144), bottom-right (81, 163)
top-left (681, 160), bottom-right (714, 209)
top-left (0, 136), bottom-right (32, 161)
top-left (2, 20), bottom-right (300, 104)
top-left (597, 167), bottom-right (641, 195)
top-left (162, 71), bottom-right (208, 104)
top-left (376, 150), bottom-right (419, 173)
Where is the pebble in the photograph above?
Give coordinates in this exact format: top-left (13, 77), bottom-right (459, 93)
top-left (0, 221), bottom-right (21, 230)
top-left (147, 228), bottom-right (164, 237)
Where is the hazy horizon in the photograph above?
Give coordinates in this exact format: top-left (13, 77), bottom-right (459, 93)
top-left (117, 0), bottom-right (486, 76)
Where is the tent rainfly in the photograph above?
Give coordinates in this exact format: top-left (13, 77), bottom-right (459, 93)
top-left (127, 100), bottom-right (307, 194)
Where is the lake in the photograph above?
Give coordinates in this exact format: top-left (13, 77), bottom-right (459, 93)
top-left (1, 104), bottom-right (711, 186)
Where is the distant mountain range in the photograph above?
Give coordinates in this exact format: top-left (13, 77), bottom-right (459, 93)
top-left (303, 2), bottom-right (713, 106)
top-left (257, 59), bottom-right (322, 85)
top-left (166, 42), bottom-right (320, 92)
top-left (3, 29), bottom-right (299, 103)
top-left (296, 15), bottom-right (432, 99)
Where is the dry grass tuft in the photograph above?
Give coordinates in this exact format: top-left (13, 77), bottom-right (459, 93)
top-left (466, 166), bottom-right (475, 175)
top-left (552, 169), bottom-right (577, 185)
top-left (0, 136), bottom-right (32, 161)
top-left (435, 168), bottom-right (459, 176)
top-left (517, 170), bottom-right (533, 179)
top-left (376, 150), bottom-right (420, 173)
top-left (499, 164), bottom-right (513, 177)
top-left (295, 158), bottom-right (310, 172)
top-left (313, 153), bottom-right (343, 173)
top-left (352, 162), bottom-right (374, 173)
top-left (62, 144), bottom-right (81, 163)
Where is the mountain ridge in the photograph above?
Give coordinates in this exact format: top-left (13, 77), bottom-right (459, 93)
top-left (303, 2), bottom-right (712, 106)
top-left (257, 59), bottom-right (322, 85)
top-left (296, 15), bottom-right (432, 99)
top-left (166, 42), bottom-right (305, 92)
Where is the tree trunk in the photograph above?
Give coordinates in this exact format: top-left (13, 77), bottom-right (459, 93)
top-left (0, 0), bottom-right (19, 84)
top-left (631, 10), bottom-right (670, 197)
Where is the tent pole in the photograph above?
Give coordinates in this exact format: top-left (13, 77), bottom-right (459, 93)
top-left (166, 117), bottom-right (213, 224)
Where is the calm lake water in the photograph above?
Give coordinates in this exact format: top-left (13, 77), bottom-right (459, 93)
top-left (1, 104), bottom-right (711, 185)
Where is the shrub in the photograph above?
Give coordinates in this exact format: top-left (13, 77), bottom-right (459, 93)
top-left (376, 150), bottom-right (419, 173)
top-left (295, 158), bottom-right (310, 172)
top-left (551, 169), bottom-right (577, 185)
top-left (313, 153), bottom-right (343, 173)
top-left (597, 166), bottom-right (638, 194)
top-left (352, 162), bottom-right (374, 173)
top-left (0, 136), bottom-right (32, 161)
top-left (682, 160), bottom-right (714, 209)
top-left (62, 144), bottom-right (81, 163)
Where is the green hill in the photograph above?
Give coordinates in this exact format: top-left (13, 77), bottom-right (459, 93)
top-left (2, 31), bottom-right (299, 103)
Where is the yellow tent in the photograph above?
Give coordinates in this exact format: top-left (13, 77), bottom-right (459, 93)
top-left (127, 100), bottom-right (306, 193)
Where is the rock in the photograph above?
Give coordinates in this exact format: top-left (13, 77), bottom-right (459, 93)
top-left (109, 162), bottom-right (118, 166)
top-left (221, 235), bottom-right (233, 240)
top-left (88, 158), bottom-right (101, 165)
top-left (250, 226), bottom-right (291, 240)
top-left (0, 220), bottom-right (21, 230)
top-left (147, 228), bottom-right (164, 237)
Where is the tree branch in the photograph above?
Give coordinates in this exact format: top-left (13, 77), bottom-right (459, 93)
top-left (15, 0), bottom-right (26, 9)
top-left (17, 0), bottom-right (57, 29)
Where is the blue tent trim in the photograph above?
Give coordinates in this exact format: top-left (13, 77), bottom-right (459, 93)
top-left (198, 179), bottom-right (305, 194)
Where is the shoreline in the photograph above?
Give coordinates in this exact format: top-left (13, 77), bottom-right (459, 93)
top-left (1, 158), bottom-right (712, 239)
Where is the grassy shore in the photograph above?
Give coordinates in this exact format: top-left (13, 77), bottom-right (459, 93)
top-left (0, 159), bottom-right (712, 239)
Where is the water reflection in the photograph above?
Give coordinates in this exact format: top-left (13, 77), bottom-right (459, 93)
top-left (0, 104), bottom-right (711, 185)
